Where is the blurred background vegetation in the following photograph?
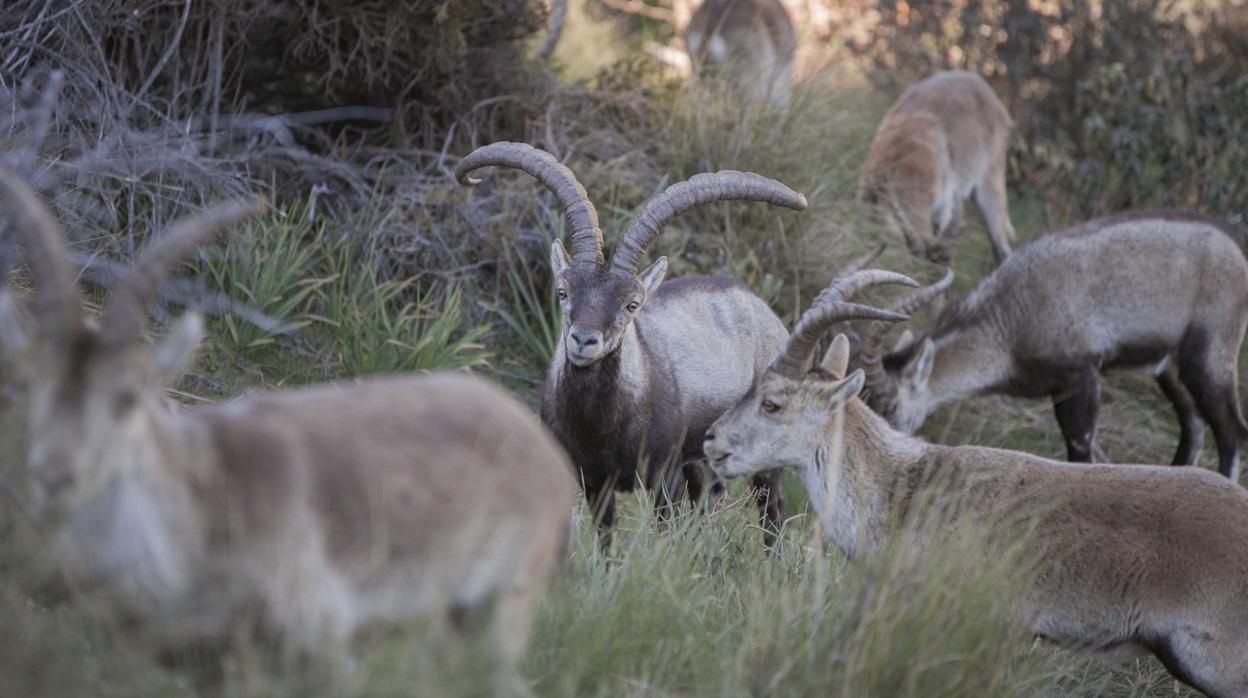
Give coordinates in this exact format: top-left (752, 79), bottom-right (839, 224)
top-left (1, 0), bottom-right (1245, 694)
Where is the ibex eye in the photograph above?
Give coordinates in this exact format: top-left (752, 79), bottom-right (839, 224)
top-left (761, 400), bottom-right (781, 414)
top-left (557, 289), bottom-right (568, 301)
top-left (626, 301), bottom-right (640, 313)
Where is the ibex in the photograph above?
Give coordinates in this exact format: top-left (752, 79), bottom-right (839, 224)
top-left (0, 166), bottom-right (576, 677)
top-left (853, 210), bottom-right (1248, 480)
top-left (858, 71), bottom-right (1016, 264)
top-left (682, 0), bottom-right (797, 105)
top-left (456, 142), bottom-right (803, 548)
top-left (705, 273), bottom-right (1248, 697)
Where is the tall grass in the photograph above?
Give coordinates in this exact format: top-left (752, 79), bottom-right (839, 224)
top-left (0, 470), bottom-right (1198, 696)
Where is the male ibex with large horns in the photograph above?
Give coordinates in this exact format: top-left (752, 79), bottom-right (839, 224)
top-left (0, 166), bottom-right (576, 679)
top-left (457, 142), bottom-right (804, 548)
top-left (705, 272), bottom-right (1248, 697)
top-left (858, 71), bottom-right (1016, 264)
top-left (853, 210), bottom-right (1248, 480)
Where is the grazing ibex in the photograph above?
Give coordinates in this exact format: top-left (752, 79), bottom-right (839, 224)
top-left (682, 0), bottom-right (797, 105)
top-left (858, 71), bottom-right (1016, 263)
top-left (705, 275), bottom-right (1248, 697)
top-left (0, 166), bottom-right (576, 677)
top-left (854, 210), bottom-right (1248, 480)
top-left (456, 142), bottom-right (803, 548)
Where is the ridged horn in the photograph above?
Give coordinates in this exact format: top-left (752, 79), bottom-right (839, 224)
top-left (771, 269), bottom-right (917, 379)
top-left (860, 267), bottom-right (954, 410)
top-left (456, 142), bottom-right (604, 268)
top-left (100, 199), bottom-right (264, 348)
top-left (0, 164), bottom-right (82, 336)
top-left (611, 170), bottom-right (807, 275)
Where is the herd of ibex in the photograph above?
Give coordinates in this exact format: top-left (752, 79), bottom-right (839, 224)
top-left (2, 1), bottom-right (1246, 696)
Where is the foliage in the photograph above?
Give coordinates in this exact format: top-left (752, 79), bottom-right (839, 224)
top-left (201, 201), bottom-right (331, 353)
top-left (1021, 58), bottom-right (1248, 223)
top-left (483, 240), bottom-right (563, 381)
top-left (318, 239), bottom-right (491, 378)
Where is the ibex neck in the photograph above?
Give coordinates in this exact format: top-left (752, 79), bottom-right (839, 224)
top-left (927, 321), bottom-right (1010, 406)
top-left (804, 400), bottom-right (927, 558)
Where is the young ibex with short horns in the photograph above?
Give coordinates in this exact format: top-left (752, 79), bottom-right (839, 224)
top-left (858, 71), bottom-right (1016, 264)
top-left (457, 142), bottom-right (803, 547)
top-left (854, 210), bottom-right (1248, 480)
top-left (682, 0), bottom-right (797, 105)
top-left (705, 273), bottom-right (1248, 697)
top-left (0, 166), bottom-right (576, 676)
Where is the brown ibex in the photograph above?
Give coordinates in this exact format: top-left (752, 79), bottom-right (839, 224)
top-left (682, 0), bottom-right (797, 105)
top-left (457, 142), bottom-right (803, 548)
top-left (705, 273), bottom-right (1248, 697)
top-left (0, 166), bottom-right (576, 677)
top-left (854, 210), bottom-right (1248, 480)
top-left (858, 71), bottom-right (1016, 264)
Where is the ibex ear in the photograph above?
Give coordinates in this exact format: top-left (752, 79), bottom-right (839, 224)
top-left (550, 240), bottom-right (571, 276)
top-left (152, 312), bottom-right (204, 386)
top-left (638, 256), bottom-right (668, 296)
top-left (902, 338), bottom-right (935, 392)
top-left (827, 369), bottom-right (865, 406)
top-left (0, 292), bottom-right (31, 360)
top-left (893, 329), bottom-right (915, 353)
top-left (820, 334), bottom-right (851, 378)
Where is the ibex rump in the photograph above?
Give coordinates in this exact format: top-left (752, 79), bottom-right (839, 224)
top-left (682, 0), bottom-right (797, 105)
top-left (858, 71), bottom-right (1016, 263)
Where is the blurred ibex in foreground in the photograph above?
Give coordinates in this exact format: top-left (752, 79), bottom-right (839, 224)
top-left (855, 211), bottom-right (1248, 480)
top-left (0, 166), bottom-right (576, 681)
top-left (458, 142), bottom-right (803, 548)
top-left (706, 273), bottom-right (1248, 698)
top-left (859, 71), bottom-right (1016, 264)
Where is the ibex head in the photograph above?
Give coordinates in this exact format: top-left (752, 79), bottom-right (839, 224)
top-left (0, 165), bottom-right (261, 517)
top-left (854, 269), bottom-right (954, 431)
top-left (704, 269), bottom-right (917, 478)
top-left (456, 142), bottom-right (808, 368)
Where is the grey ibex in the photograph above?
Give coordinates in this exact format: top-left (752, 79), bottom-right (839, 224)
top-left (854, 210), bottom-right (1248, 480)
top-left (682, 0), bottom-right (797, 105)
top-left (705, 273), bottom-right (1248, 697)
top-left (0, 166), bottom-right (576, 676)
top-left (858, 71), bottom-right (1016, 263)
top-left (457, 142), bottom-right (803, 548)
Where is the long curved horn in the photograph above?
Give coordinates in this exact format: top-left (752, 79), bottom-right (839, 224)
top-left (100, 198), bottom-right (264, 348)
top-left (0, 164), bottom-right (82, 335)
top-left (456, 142), bottom-right (604, 268)
top-left (860, 267), bottom-right (954, 408)
top-left (771, 269), bottom-right (917, 378)
top-left (611, 170), bottom-right (807, 275)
